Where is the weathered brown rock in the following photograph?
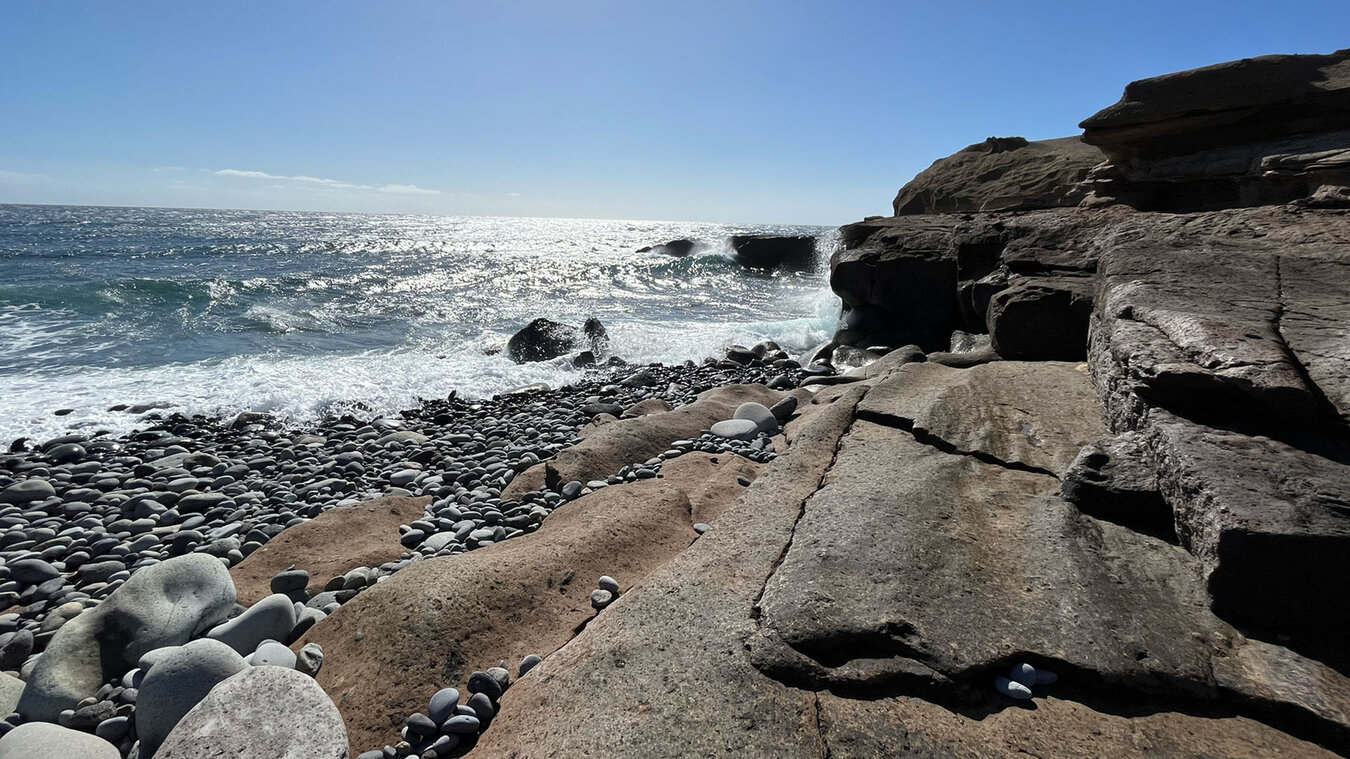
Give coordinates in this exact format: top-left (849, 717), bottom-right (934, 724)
top-left (502, 384), bottom-right (783, 499)
top-left (817, 693), bottom-right (1339, 759)
top-left (1141, 410), bottom-right (1350, 642)
top-left (473, 387), bottom-right (867, 759)
top-left (893, 136), bottom-right (1104, 215)
top-left (1061, 431), bottom-right (1170, 536)
top-left (472, 369), bottom-right (1350, 757)
top-left (654, 452), bottom-right (764, 525)
top-left (831, 216), bottom-right (960, 351)
top-left (1090, 209), bottom-right (1350, 429)
top-left (1080, 49), bottom-right (1350, 210)
top-left (987, 275), bottom-right (1094, 360)
top-left (621, 397), bottom-right (672, 418)
top-left (855, 361), bottom-right (1108, 477)
top-left (1081, 49), bottom-right (1350, 161)
top-left (229, 496), bottom-right (429, 606)
top-left (302, 479), bottom-right (698, 755)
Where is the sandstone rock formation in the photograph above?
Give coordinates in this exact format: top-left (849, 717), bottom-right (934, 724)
top-left (229, 495), bottom-right (429, 605)
top-left (472, 362), bottom-right (1350, 757)
top-left (1081, 48), bottom-right (1350, 210)
top-left (893, 136), bottom-right (1104, 215)
top-left (458, 50), bottom-right (1350, 758)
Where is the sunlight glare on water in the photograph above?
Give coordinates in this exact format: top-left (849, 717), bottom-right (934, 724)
top-left (0, 206), bottom-right (841, 442)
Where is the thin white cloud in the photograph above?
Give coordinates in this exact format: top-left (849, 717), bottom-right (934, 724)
top-left (215, 168), bottom-right (439, 195)
top-left (0, 169), bottom-right (50, 183)
top-left (216, 169), bottom-right (279, 179)
top-left (506, 192), bottom-right (521, 197)
top-left (378, 183), bottom-right (440, 195)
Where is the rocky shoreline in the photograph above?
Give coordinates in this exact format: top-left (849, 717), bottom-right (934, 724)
top-left (0, 48), bottom-right (1348, 759)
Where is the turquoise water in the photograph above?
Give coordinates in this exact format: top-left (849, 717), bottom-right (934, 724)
top-left (0, 205), bottom-right (838, 442)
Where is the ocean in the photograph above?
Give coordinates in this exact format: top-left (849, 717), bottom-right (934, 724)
top-left (0, 204), bottom-right (840, 444)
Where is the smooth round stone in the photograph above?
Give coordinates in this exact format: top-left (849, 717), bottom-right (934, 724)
top-left (0, 673), bottom-right (23, 716)
top-left (269, 569), bottom-right (309, 595)
top-left (518, 654), bottom-right (543, 677)
top-left (597, 576), bottom-right (620, 595)
top-left (206, 594), bottom-right (298, 655)
top-left (994, 676), bottom-right (1034, 700)
top-left (465, 671), bottom-right (501, 701)
top-left (1010, 662), bottom-right (1038, 687)
top-left (389, 469), bottom-right (420, 488)
top-left (709, 419), bottom-right (759, 441)
top-left (428, 687), bottom-right (460, 724)
top-left (405, 712), bottom-right (437, 737)
top-left (440, 714), bottom-right (480, 735)
top-left (485, 666), bottom-right (511, 693)
top-left (0, 480), bottom-right (56, 508)
top-left (590, 589), bottom-right (614, 610)
top-left (136, 639), bottom-right (249, 756)
top-left (18, 554), bottom-right (236, 723)
top-left (421, 532), bottom-right (456, 552)
top-left (466, 691), bottom-right (495, 721)
top-left (154, 666), bottom-right (346, 759)
top-left (94, 714), bottom-right (130, 743)
top-left (10, 559), bottom-right (60, 585)
top-left (47, 444), bottom-right (87, 464)
top-left (732, 402), bottom-right (779, 434)
top-left (250, 640), bottom-right (297, 668)
top-left (769, 395), bottom-right (798, 422)
top-left (0, 721), bottom-right (119, 758)
top-left (693, 523), bottom-right (710, 535)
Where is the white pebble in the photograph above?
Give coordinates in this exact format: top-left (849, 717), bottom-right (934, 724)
top-left (1010, 662), bottom-right (1037, 686)
top-left (995, 676), bottom-right (1033, 700)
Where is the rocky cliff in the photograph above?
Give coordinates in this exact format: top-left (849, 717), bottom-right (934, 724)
top-left (455, 50), bottom-right (1350, 758)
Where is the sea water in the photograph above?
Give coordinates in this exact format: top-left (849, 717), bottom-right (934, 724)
top-left (0, 205), bottom-right (840, 443)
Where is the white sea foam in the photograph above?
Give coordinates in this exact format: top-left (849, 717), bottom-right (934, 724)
top-left (0, 298), bottom-right (839, 445)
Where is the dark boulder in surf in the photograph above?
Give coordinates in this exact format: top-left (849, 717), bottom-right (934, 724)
top-left (731, 235), bottom-right (818, 272)
top-left (507, 319), bottom-right (578, 363)
top-left (508, 317), bottom-right (611, 363)
top-left (637, 239), bottom-right (704, 257)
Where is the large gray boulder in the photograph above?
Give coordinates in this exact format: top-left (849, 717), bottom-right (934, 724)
top-left (17, 554), bottom-right (236, 721)
top-left (156, 666), bottom-right (347, 759)
top-left (0, 722), bottom-right (119, 759)
top-left (0, 673), bottom-right (23, 716)
top-left (136, 638), bottom-right (249, 758)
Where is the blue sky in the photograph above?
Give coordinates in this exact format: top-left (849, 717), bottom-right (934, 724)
top-left (1, 1), bottom-right (1347, 225)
